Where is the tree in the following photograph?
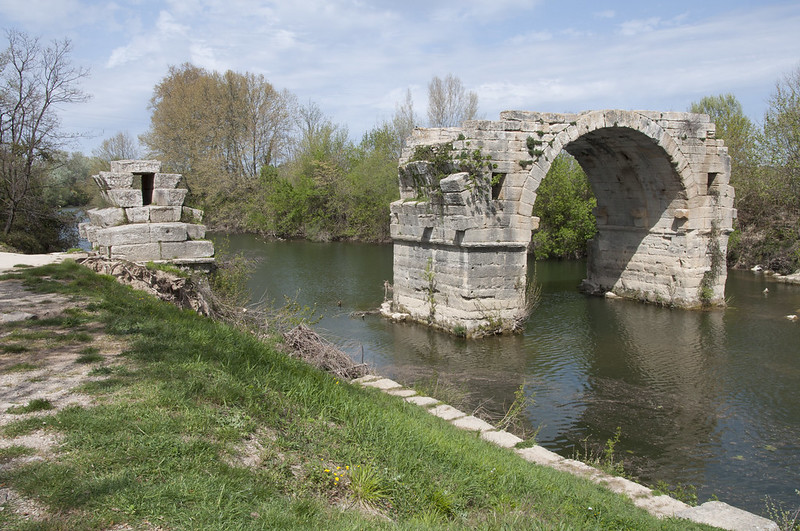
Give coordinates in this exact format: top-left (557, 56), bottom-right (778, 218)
top-left (392, 88), bottom-right (416, 157)
top-left (0, 29), bottom-right (89, 237)
top-left (762, 65), bottom-right (800, 211)
top-left (141, 64), bottom-right (296, 210)
top-left (93, 131), bottom-right (140, 166)
top-left (427, 74), bottom-right (478, 127)
top-left (690, 94), bottom-right (757, 181)
top-left (220, 70), bottom-right (296, 178)
top-left (531, 153), bottom-right (597, 259)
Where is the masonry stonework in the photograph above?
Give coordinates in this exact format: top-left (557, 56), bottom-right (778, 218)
top-left (79, 160), bottom-right (214, 266)
top-left (387, 110), bottom-right (734, 337)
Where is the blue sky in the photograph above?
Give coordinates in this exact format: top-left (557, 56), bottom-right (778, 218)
top-left (2, 0), bottom-right (798, 154)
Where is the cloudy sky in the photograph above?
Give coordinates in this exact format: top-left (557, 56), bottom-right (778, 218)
top-left (2, 0), bottom-right (799, 154)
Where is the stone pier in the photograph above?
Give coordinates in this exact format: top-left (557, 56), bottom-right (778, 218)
top-left (387, 110), bottom-right (735, 337)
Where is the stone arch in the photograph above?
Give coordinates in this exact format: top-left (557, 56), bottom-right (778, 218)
top-left (516, 110), bottom-right (694, 219)
top-left (388, 110), bottom-right (734, 337)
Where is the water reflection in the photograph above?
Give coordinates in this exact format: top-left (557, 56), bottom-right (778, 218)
top-left (212, 235), bottom-right (800, 514)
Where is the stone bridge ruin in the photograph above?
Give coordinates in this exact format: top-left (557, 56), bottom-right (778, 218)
top-left (80, 160), bottom-right (214, 268)
top-left (386, 110), bottom-right (735, 337)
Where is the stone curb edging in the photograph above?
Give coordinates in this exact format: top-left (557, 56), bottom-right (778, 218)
top-left (352, 374), bottom-right (778, 531)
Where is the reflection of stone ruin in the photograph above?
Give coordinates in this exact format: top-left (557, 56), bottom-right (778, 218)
top-left (80, 160), bottom-right (214, 266)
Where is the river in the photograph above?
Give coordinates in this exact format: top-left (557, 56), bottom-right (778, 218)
top-left (212, 233), bottom-right (800, 516)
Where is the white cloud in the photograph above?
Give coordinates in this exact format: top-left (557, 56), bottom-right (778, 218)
top-left (618, 17), bottom-right (662, 36)
top-left (0, 0), bottom-right (85, 28)
top-left (12, 0), bottom-right (799, 151)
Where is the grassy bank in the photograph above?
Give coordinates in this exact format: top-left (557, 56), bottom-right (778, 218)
top-left (0, 262), bottom-right (715, 529)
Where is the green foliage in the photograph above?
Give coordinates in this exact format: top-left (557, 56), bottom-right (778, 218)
top-left (209, 240), bottom-right (254, 308)
top-left (410, 141), bottom-right (497, 198)
top-left (496, 383), bottom-right (535, 436)
top-left (531, 153), bottom-right (597, 259)
top-left (252, 121), bottom-right (399, 241)
top-left (691, 77), bottom-right (800, 272)
top-left (699, 222), bottom-right (725, 306)
top-left (43, 151), bottom-right (97, 208)
top-left (423, 257), bottom-right (437, 322)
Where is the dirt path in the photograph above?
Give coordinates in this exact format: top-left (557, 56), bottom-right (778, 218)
top-left (0, 272), bottom-right (127, 523)
top-left (0, 252), bottom-right (84, 274)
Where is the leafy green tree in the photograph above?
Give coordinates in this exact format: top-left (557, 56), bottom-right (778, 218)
top-left (43, 151), bottom-right (95, 207)
top-left (531, 153), bottom-right (597, 259)
top-left (690, 94), bottom-right (757, 182)
top-left (691, 69), bottom-right (800, 272)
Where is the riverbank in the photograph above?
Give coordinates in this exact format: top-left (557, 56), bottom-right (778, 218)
top-left (0, 260), bottom-right (732, 529)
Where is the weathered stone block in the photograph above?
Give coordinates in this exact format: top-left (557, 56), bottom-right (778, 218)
top-left (96, 224), bottom-right (151, 247)
top-left (439, 172), bottom-right (470, 193)
top-left (181, 207), bottom-right (204, 224)
top-left (125, 207), bottom-right (150, 223)
top-left (152, 189), bottom-right (188, 207)
top-left (160, 241), bottom-right (214, 259)
top-left (153, 173), bottom-right (182, 189)
top-left (110, 160), bottom-right (162, 174)
top-left (87, 207), bottom-right (126, 227)
top-left (107, 189), bottom-right (143, 208)
top-left (97, 171), bottom-right (133, 189)
top-left (149, 223), bottom-right (187, 243)
top-left (149, 206), bottom-right (182, 223)
top-left (110, 243), bottom-right (161, 261)
top-left (186, 224), bottom-right (206, 240)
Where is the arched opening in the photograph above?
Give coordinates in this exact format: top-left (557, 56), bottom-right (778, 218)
top-left (531, 127), bottom-right (685, 300)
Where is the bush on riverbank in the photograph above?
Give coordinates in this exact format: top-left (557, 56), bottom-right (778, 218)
top-left (0, 262), bottom-right (714, 529)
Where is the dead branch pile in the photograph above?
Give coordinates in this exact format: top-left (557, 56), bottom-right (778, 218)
top-left (79, 257), bottom-right (214, 316)
top-left (283, 324), bottom-right (368, 380)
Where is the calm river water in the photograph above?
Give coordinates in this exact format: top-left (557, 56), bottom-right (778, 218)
top-left (213, 234), bottom-right (800, 516)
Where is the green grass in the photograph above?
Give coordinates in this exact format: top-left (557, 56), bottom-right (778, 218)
top-left (7, 398), bottom-right (55, 414)
top-left (76, 347), bottom-right (103, 364)
top-left (0, 262), bottom-right (717, 530)
top-left (1, 343), bottom-right (28, 353)
top-left (4, 362), bottom-right (39, 372)
top-left (0, 445), bottom-right (37, 464)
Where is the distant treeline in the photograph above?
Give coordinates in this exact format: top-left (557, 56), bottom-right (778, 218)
top-left (3, 29), bottom-right (797, 271)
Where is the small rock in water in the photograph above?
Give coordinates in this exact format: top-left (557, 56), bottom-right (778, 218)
top-left (751, 265), bottom-right (763, 272)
